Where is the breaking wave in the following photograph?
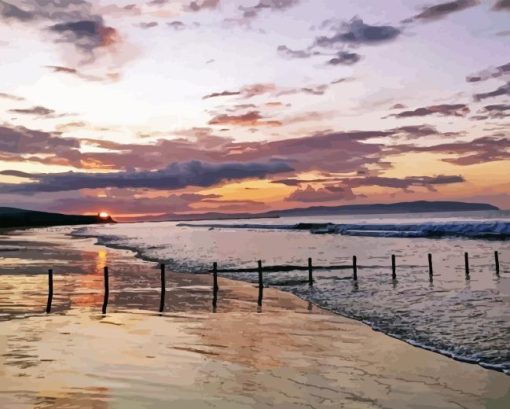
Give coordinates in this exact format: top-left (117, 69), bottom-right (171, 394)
top-left (178, 221), bottom-right (510, 239)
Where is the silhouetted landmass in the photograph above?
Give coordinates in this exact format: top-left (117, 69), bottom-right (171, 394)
top-left (158, 201), bottom-right (498, 222)
top-left (0, 207), bottom-right (116, 228)
top-left (264, 200), bottom-right (499, 218)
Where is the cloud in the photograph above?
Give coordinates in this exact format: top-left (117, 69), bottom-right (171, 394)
top-left (187, 0), bottom-right (220, 12)
top-left (167, 21), bottom-right (186, 30)
top-left (139, 21), bottom-right (158, 29)
top-left (391, 124), bottom-right (448, 139)
top-left (315, 17), bottom-right (401, 47)
top-left (277, 45), bottom-right (318, 59)
top-left (45, 65), bottom-right (119, 82)
top-left (48, 191), bottom-right (220, 215)
top-left (277, 46), bottom-right (361, 66)
top-left (203, 82), bottom-right (334, 100)
top-left (148, 0), bottom-right (170, 5)
top-left (286, 185), bottom-right (357, 202)
top-left (471, 104), bottom-right (510, 119)
top-left (494, 0), bottom-right (510, 10)
top-left (0, 1), bottom-right (33, 22)
top-left (278, 84), bottom-right (329, 96)
top-left (0, 123), bottom-right (416, 181)
top-left (0, 124), bottom-right (79, 155)
top-left (8, 105), bottom-right (56, 117)
top-left (345, 175), bottom-right (465, 192)
top-left (392, 104), bottom-right (470, 118)
top-left (242, 83), bottom-right (277, 97)
top-left (0, 160), bottom-right (293, 194)
top-left (1, 0), bottom-right (122, 64)
top-left (58, 128), bottom-right (386, 175)
top-left (49, 18), bottom-right (119, 55)
top-left (409, 0), bottom-right (479, 22)
top-left (482, 104), bottom-right (510, 117)
top-left (241, 0), bottom-right (299, 18)
top-left (466, 62), bottom-right (510, 82)
top-left (0, 92), bottom-right (24, 101)
top-left (474, 82), bottom-right (510, 101)
top-left (203, 83), bottom-right (276, 100)
top-left (391, 136), bottom-right (510, 165)
top-left (203, 90), bottom-right (242, 99)
top-left (208, 111), bottom-right (282, 127)
top-left (280, 174), bottom-right (465, 198)
top-left (326, 50), bottom-right (361, 65)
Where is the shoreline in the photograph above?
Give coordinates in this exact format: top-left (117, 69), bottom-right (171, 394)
top-left (71, 228), bottom-right (510, 376)
top-left (1, 227), bottom-right (509, 407)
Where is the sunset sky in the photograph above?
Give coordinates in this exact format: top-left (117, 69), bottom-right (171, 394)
top-left (0, 0), bottom-right (509, 219)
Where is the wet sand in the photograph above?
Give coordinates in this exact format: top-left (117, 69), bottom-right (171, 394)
top-left (0, 228), bottom-right (509, 408)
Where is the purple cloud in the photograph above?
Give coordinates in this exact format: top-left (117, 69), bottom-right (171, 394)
top-left (494, 0), bottom-right (510, 10)
top-left (466, 62), bottom-right (510, 82)
top-left (0, 160), bottom-right (293, 194)
top-left (392, 104), bottom-right (470, 118)
top-left (8, 105), bottom-right (56, 117)
top-left (474, 82), bottom-right (510, 101)
top-left (326, 51), bottom-right (361, 65)
top-left (316, 17), bottom-right (401, 47)
top-left (411, 0), bottom-right (479, 22)
top-left (287, 185), bottom-right (357, 202)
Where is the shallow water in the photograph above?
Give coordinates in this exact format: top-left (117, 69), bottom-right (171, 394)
top-left (1, 211), bottom-right (510, 374)
top-left (71, 211), bottom-right (510, 374)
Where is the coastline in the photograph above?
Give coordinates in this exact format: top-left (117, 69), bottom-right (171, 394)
top-left (0, 227), bottom-right (509, 407)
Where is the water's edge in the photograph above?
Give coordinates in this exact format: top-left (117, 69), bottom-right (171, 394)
top-left (71, 229), bottom-right (509, 376)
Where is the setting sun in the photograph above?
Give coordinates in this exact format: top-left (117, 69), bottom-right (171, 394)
top-left (99, 211), bottom-right (110, 219)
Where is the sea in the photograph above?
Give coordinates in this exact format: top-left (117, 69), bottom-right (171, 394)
top-left (3, 210), bottom-right (510, 374)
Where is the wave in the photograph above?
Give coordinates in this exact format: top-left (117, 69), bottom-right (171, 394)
top-left (72, 224), bottom-right (510, 374)
top-left (178, 221), bottom-right (510, 239)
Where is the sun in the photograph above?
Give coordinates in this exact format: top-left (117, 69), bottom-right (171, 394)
top-left (98, 211), bottom-right (110, 219)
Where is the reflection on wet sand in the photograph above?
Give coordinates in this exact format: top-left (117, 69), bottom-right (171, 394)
top-left (1, 228), bottom-right (509, 408)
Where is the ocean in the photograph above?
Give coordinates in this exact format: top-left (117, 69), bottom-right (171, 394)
top-left (2, 210), bottom-right (510, 374)
top-left (72, 210), bottom-right (510, 374)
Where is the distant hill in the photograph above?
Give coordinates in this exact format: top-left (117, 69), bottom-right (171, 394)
top-left (150, 200), bottom-right (499, 222)
top-left (263, 200), bottom-right (499, 218)
top-left (0, 207), bottom-right (116, 228)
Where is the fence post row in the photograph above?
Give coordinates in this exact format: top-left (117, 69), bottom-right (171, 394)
top-left (42, 251), bottom-right (504, 314)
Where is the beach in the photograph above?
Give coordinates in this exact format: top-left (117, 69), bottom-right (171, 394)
top-left (0, 227), bottom-right (509, 408)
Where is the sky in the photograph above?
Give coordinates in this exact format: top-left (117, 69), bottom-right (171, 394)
top-left (0, 0), bottom-right (509, 219)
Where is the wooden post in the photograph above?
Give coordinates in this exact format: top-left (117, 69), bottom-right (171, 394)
top-left (159, 263), bottom-right (166, 313)
top-left (46, 269), bottom-right (53, 314)
top-left (353, 256), bottom-right (357, 281)
top-left (391, 254), bottom-right (396, 280)
top-left (257, 260), bottom-right (263, 307)
top-left (212, 262), bottom-right (218, 308)
top-left (464, 252), bottom-right (470, 280)
top-left (495, 251), bottom-right (500, 276)
top-left (428, 253), bottom-right (433, 280)
top-left (102, 266), bottom-right (109, 314)
top-left (308, 257), bottom-right (313, 286)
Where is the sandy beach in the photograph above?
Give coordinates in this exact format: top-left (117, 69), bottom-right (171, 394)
top-left (0, 228), bottom-right (509, 408)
